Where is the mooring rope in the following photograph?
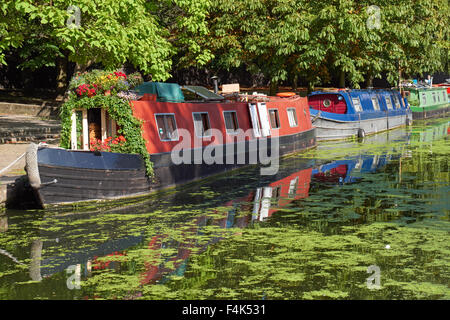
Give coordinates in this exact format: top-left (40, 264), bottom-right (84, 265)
top-left (0, 142), bottom-right (47, 176)
top-left (0, 152), bottom-right (26, 176)
top-left (311, 110), bottom-right (322, 123)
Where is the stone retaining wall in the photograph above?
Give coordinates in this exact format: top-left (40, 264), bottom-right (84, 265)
top-left (0, 102), bottom-right (60, 119)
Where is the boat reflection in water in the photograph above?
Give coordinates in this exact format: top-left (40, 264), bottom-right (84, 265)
top-left (312, 154), bottom-right (396, 186)
top-left (410, 118), bottom-right (449, 142)
top-left (3, 156), bottom-right (315, 286)
top-left (137, 152), bottom-right (415, 288)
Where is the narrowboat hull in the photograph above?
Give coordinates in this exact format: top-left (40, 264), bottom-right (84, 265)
top-left (310, 109), bottom-right (412, 141)
top-left (25, 144), bottom-right (151, 207)
top-left (25, 128), bottom-right (316, 207)
top-left (410, 104), bottom-right (450, 120)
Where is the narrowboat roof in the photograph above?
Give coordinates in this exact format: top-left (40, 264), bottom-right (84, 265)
top-left (134, 82), bottom-right (185, 102)
top-left (182, 85), bottom-right (225, 101)
top-left (309, 88), bottom-right (401, 95)
top-left (403, 86), bottom-right (447, 92)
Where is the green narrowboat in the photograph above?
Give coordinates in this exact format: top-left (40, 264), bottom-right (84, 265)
top-left (404, 87), bottom-right (449, 119)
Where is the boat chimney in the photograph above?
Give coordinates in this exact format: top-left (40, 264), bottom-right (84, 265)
top-left (211, 76), bottom-right (219, 94)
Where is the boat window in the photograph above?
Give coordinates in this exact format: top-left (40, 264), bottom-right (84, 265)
top-left (104, 111), bottom-right (117, 139)
top-left (371, 97), bottom-right (380, 111)
top-left (432, 92), bottom-right (437, 103)
top-left (351, 97), bottom-right (363, 112)
top-left (268, 109), bottom-right (281, 129)
top-left (223, 111), bottom-right (239, 134)
top-left (437, 92), bottom-right (440, 102)
top-left (155, 114), bottom-right (178, 141)
top-left (421, 93), bottom-right (427, 105)
top-left (385, 97), bottom-right (393, 110)
top-left (193, 112), bottom-right (211, 137)
top-left (393, 95), bottom-right (401, 109)
top-left (443, 91), bottom-right (447, 101)
top-left (287, 108), bottom-right (298, 127)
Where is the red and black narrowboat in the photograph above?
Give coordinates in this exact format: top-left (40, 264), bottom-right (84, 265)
top-left (25, 82), bottom-right (316, 207)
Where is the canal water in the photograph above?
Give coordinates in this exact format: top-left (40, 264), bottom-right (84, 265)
top-left (0, 118), bottom-right (448, 300)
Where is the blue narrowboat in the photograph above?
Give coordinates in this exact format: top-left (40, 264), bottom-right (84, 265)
top-left (308, 89), bottom-right (413, 140)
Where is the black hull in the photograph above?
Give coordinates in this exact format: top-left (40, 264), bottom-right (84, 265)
top-left (27, 128), bottom-right (316, 207)
top-left (412, 105), bottom-right (450, 120)
top-left (36, 165), bottom-right (151, 205)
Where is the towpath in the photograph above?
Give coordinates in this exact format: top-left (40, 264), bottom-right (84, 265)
top-left (0, 115), bottom-right (60, 183)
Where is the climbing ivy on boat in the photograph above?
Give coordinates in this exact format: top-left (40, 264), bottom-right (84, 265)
top-left (59, 70), bottom-right (153, 177)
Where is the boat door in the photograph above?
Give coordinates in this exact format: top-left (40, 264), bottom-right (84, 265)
top-left (257, 103), bottom-right (271, 136)
top-left (248, 102), bottom-right (271, 137)
top-left (248, 103), bottom-right (262, 138)
top-left (70, 108), bottom-right (117, 150)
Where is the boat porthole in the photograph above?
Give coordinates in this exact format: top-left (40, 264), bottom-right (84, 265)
top-left (323, 99), bottom-right (331, 108)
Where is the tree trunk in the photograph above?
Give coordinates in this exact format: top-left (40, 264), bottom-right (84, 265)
top-left (366, 74), bottom-right (374, 88)
top-left (339, 70), bottom-right (345, 88)
top-left (307, 81), bottom-right (315, 94)
top-left (291, 73), bottom-right (298, 91)
top-left (73, 61), bottom-right (92, 74)
top-left (56, 56), bottom-right (68, 101)
top-left (269, 81), bottom-right (278, 96)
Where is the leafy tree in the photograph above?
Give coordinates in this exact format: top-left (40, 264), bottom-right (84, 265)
top-left (0, 0), bottom-right (210, 95)
top-left (1, 0), bottom-right (448, 94)
top-left (203, 0), bottom-right (313, 93)
top-left (374, 0), bottom-right (449, 86)
top-left (203, 0), bottom-right (449, 91)
top-left (149, 0), bottom-right (214, 68)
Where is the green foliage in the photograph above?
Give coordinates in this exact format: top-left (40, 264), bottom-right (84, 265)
top-left (162, 0), bottom-right (214, 68)
top-left (0, 0), bottom-right (174, 79)
top-left (126, 72), bottom-right (144, 88)
top-left (0, 0), bottom-right (215, 81)
top-left (203, 0), bottom-right (449, 88)
top-left (59, 69), bottom-right (153, 177)
top-left (1, 0), bottom-right (448, 88)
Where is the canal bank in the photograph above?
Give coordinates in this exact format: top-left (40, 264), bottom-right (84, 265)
top-left (0, 115), bottom-right (60, 207)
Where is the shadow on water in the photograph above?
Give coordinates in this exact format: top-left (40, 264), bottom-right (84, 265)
top-left (0, 118), bottom-right (449, 299)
